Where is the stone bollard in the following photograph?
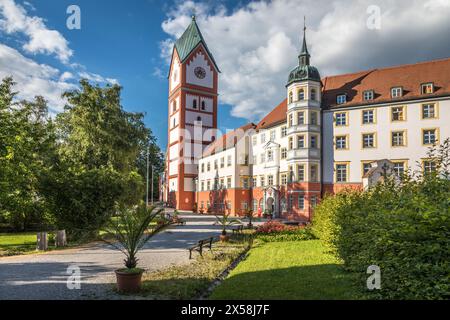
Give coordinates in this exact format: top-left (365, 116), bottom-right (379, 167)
top-left (37, 232), bottom-right (48, 251)
top-left (55, 230), bottom-right (67, 247)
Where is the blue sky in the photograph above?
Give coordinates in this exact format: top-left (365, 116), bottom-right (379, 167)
top-left (1, 0), bottom-right (449, 150)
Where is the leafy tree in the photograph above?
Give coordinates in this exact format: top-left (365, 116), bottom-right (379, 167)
top-left (0, 77), bottom-right (56, 230)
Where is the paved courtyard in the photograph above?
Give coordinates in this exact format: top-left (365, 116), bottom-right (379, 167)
top-left (0, 213), bottom-right (224, 300)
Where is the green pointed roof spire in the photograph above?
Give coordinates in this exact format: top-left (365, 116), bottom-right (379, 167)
top-left (174, 15), bottom-right (220, 72)
top-left (299, 16), bottom-right (310, 66)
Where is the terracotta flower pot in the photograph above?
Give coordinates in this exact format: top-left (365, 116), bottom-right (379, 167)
top-left (220, 234), bottom-right (229, 242)
top-left (115, 269), bottom-right (144, 293)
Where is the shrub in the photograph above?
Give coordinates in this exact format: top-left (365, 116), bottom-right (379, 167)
top-left (255, 221), bottom-right (316, 242)
top-left (312, 141), bottom-right (450, 300)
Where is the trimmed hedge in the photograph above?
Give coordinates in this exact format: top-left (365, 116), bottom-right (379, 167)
top-left (255, 220), bottom-right (316, 242)
top-left (313, 174), bottom-right (450, 300)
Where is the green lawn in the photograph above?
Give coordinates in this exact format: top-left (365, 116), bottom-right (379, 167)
top-left (0, 232), bottom-right (37, 256)
top-left (210, 240), bottom-right (362, 300)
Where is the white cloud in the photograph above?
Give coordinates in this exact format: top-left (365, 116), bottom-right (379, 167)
top-left (159, 0), bottom-right (450, 122)
top-left (78, 71), bottom-right (119, 85)
top-left (0, 44), bottom-right (76, 112)
top-left (0, 0), bottom-right (73, 63)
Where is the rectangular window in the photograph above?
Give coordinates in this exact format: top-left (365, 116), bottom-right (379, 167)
top-left (362, 109), bottom-right (375, 124)
top-left (392, 161), bottom-right (406, 176)
top-left (391, 131), bottom-right (406, 147)
top-left (252, 177), bottom-right (257, 188)
top-left (422, 103), bottom-right (437, 119)
top-left (335, 135), bottom-right (348, 150)
top-left (310, 196), bottom-right (318, 208)
top-left (252, 136), bottom-right (257, 146)
top-left (337, 94), bottom-right (347, 105)
top-left (260, 153), bottom-right (265, 163)
top-left (297, 135), bottom-right (305, 149)
top-left (288, 166), bottom-right (294, 182)
top-left (220, 157), bottom-right (225, 168)
top-left (281, 148), bottom-right (287, 160)
top-left (297, 164), bottom-right (305, 182)
top-left (363, 90), bottom-right (374, 101)
top-left (267, 150), bottom-right (274, 161)
top-left (391, 87), bottom-right (402, 98)
top-left (335, 112), bottom-right (347, 126)
top-left (270, 130), bottom-right (276, 141)
top-left (336, 163), bottom-right (348, 183)
top-left (298, 196), bottom-right (305, 210)
top-left (243, 178), bottom-right (250, 189)
top-left (281, 174), bottom-right (287, 185)
top-left (297, 111), bottom-right (305, 125)
top-left (310, 112), bottom-right (318, 125)
top-left (214, 160), bottom-right (218, 170)
top-left (421, 83), bottom-right (434, 95)
top-left (253, 155), bottom-right (257, 165)
top-left (423, 129), bottom-right (438, 145)
top-left (281, 126), bottom-right (287, 137)
top-left (288, 195), bottom-right (293, 210)
top-left (423, 160), bottom-right (436, 173)
top-left (391, 106), bottom-right (406, 121)
top-left (207, 162), bottom-right (211, 171)
top-left (260, 176), bottom-right (265, 187)
top-left (220, 178), bottom-right (225, 188)
top-left (261, 133), bottom-right (266, 144)
top-left (362, 133), bottom-right (376, 148)
top-left (289, 137), bottom-right (294, 150)
top-left (207, 180), bottom-right (211, 190)
top-left (268, 175), bottom-right (274, 185)
top-left (288, 114), bottom-right (293, 127)
top-left (241, 201), bottom-right (248, 210)
top-left (310, 164), bottom-right (318, 182)
top-left (310, 135), bottom-right (318, 149)
top-left (201, 163), bottom-right (205, 173)
top-left (362, 162), bottom-right (372, 176)
top-left (201, 181), bottom-right (205, 191)
top-left (227, 177), bottom-right (232, 189)
top-left (227, 155), bottom-right (232, 167)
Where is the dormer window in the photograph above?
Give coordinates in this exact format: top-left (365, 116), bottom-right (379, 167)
top-left (363, 90), bottom-right (374, 101)
top-left (421, 83), bottom-right (434, 95)
top-left (336, 94), bottom-right (347, 105)
top-left (391, 87), bottom-right (403, 98)
top-left (298, 88), bottom-right (305, 101)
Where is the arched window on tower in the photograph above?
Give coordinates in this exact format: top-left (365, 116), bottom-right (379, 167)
top-left (173, 118), bottom-right (176, 128)
top-left (201, 101), bottom-right (206, 110)
top-left (197, 116), bottom-right (202, 122)
top-left (289, 91), bottom-right (293, 104)
top-left (193, 99), bottom-right (197, 109)
top-left (311, 89), bottom-right (317, 101)
top-left (172, 101), bottom-right (177, 113)
top-left (298, 88), bottom-right (305, 101)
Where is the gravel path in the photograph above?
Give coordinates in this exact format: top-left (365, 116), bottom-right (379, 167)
top-left (0, 213), bottom-right (223, 300)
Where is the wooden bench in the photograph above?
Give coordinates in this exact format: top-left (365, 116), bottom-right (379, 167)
top-left (188, 237), bottom-right (214, 259)
top-left (230, 224), bottom-right (244, 234)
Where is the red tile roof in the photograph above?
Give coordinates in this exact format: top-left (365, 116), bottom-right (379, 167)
top-left (322, 57), bottom-right (450, 109)
top-left (202, 123), bottom-right (256, 157)
top-left (256, 99), bottom-right (287, 130)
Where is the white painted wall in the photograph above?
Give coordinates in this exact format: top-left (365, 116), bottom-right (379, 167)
top-left (323, 98), bottom-right (450, 183)
top-left (186, 50), bottom-right (214, 89)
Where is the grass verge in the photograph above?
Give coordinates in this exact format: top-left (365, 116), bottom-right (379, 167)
top-left (210, 240), bottom-right (363, 300)
top-left (135, 234), bottom-right (252, 300)
top-left (0, 232), bottom-right (37, 257)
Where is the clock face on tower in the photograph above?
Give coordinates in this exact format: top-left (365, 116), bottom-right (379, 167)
top-left (194, 67), bottom-right (206, 79)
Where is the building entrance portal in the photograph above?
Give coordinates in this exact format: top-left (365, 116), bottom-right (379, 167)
top-left (264, 187), bottom-right (280, 218)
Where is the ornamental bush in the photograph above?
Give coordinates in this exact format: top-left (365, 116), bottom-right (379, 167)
top-left (312, 140), bottom-right (450, 300)
top-left (255, 221), bottom-right (316, 242)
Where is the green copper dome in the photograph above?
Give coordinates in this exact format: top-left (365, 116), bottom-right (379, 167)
top-left (287, 65), bottom-right (321, 85)
top-left (287, 24), bottom-right (320, 86)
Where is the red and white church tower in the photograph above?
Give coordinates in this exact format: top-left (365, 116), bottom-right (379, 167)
top-left (162, 16), bottom-right (220, 210)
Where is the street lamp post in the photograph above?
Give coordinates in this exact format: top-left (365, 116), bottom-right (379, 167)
top-left (146, 146), bottom-right (149, 207)
top-left (151, 165), bottom-right (154, 205)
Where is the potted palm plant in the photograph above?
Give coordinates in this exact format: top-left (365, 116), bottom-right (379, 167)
top-left (103, 204), bottom-right (172, 293)
top-left (215, 214), bottom-right (241, 242)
